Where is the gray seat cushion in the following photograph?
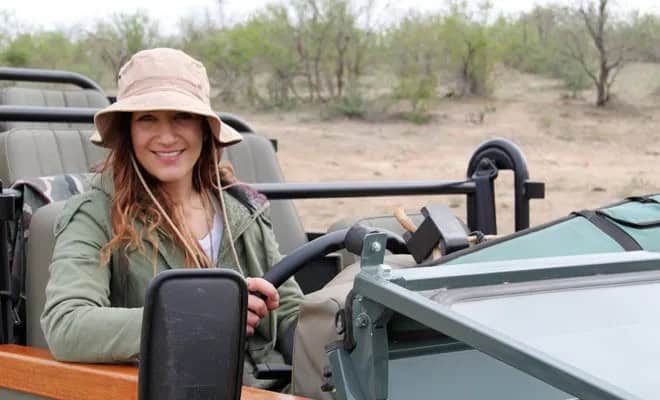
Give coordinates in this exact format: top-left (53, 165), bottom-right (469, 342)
top-left (224, 134), bottom-right (307, 255)
top-left (0, 128), bottom-right (107, 184)
top-left (26, 201), bottom-right (65, 348)
top-left (0, 86), bottom-right (110, 131)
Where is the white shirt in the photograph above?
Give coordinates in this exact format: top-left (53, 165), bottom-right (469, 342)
top-left (198, 193), bottom-right (223, 265)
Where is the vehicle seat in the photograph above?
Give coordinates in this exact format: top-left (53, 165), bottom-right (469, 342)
top-left (0, 86), bottom-right (111, 185)
top-left (26, 201), bottom-right (64, 348)
top-left (0, 86), bottom-right (110, 131)
top-left (0, 128), bottom-right (107, 184)
top-left (223, 134), bottom-right (307, 255)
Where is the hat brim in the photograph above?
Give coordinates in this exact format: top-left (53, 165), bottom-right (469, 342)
top-left (92, 90), bottom-right (242, 147)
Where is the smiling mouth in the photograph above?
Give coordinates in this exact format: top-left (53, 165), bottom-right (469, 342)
top-left (153, 150), bottom-right (184, 158)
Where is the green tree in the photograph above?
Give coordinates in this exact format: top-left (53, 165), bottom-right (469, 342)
top-left (289, 0), bottom-right (374, 102)
top-left (440, 2), bottom-right (502, 96)
top-left (88, 11), bottom-right (160, 80)
top-left (1, 31), bottom-right (83, 71)
top-left (387, 13), bottom-right (441, 114)
top-left (626, 13), bottom-right (660, 62)
top-left (248, 6), bottom-right (300, 106)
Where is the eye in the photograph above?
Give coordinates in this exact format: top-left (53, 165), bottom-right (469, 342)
top-left (135, 113), bottom-right (156, 122)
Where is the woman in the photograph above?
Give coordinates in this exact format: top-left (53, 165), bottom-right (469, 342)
top-left (40, 48), bottom-right (303, 386)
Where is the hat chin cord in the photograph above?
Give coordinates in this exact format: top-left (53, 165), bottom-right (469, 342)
top-left (130, 155), bottom-right (205, 269)
top-left (129, 152), bottom-right (243, 273)
top-left (212, 147), bottom-right (243, 274)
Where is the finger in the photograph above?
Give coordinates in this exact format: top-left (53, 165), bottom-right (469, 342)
top-left (246, 325), bottom-right (255, 336)
top-left (246, 278), bottom-right (279, 310)
top-left (266, 294), bottom-right (279, 311)
top-left (246, 310), bottom-right (261, 330)
top-left (247, 294), bottom-right (268, 318)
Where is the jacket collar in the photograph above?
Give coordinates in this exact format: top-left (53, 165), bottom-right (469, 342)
top-left (159, 190), bottom-right (270, 270)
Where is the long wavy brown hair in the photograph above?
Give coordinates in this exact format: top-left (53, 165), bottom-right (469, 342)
top-left (98, 112), bottom-right (236, 271)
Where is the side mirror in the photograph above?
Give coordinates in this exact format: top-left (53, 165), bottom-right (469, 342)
top-left (139, 269), bottom-right (247, 400)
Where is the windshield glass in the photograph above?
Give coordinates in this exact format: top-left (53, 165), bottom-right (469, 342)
top-left (450, 280), bottom-right (660, 399)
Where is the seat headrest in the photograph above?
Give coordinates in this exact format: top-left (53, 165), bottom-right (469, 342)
top-left (0, 128), bottom-right (106, 185)
top-left (0, 86), bottom-right (110, 132)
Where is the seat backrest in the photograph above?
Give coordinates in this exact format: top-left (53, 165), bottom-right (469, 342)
top-left (0, 86), bottom-right (110, 131)
top-left (26, 201), bottom-right (65, 348)
top-left (0, 128), bottom-right (107, 184)
top-left (224, 134), bottom-right (307, 255)
top-left (0, 86), bottom-right (110, 185)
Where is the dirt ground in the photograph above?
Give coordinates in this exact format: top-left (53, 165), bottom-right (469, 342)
top-left (226, 63), bottom-right (660, 235)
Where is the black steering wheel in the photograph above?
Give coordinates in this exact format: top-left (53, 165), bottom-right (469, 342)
top-left (258, 224), bottom-right (407, 366)
top-left (263, 224), bottom-right (407, 288)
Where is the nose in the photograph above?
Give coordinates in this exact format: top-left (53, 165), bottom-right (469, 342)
top-left (156, 120), bottom-right (178, 145)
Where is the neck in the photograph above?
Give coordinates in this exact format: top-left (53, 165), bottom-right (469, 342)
top-left (162, 177), bottom-right (197, 208)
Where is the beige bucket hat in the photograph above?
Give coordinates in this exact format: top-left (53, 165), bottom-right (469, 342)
top-left (91, 48), bottom-right (242, 147)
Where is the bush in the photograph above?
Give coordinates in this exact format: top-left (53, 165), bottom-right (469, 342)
top-left (331, 91), bottom-right (366, 118)
top-left (393, 74), bottom-right (436, 114)
top-left (399, 110), bottom-right (433, 124)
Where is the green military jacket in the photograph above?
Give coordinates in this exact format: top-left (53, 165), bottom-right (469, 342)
top-left (40, 173), bottom-right (303, 373)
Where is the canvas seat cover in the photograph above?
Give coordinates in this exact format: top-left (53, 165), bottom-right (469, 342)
top-left (0, 86), bottom-right (111, 185)
top-left (26, 201), bottom-right (64, 348)
top-left (224, 135), bottom-right (307, 255)
top-left (0, 86), bottom-right (111, 131)
top-left (0, 128), bottom-right (107, 184)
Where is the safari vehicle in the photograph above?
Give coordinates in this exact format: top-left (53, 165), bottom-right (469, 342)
top-left (14, 65), bottom-right (658, 400)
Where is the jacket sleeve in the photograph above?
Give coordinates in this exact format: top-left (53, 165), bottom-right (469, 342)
top-left (40, 195), bottom-right (142, 363)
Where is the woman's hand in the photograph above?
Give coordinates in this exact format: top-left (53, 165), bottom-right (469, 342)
top-left (245, 277), bottom-right (280, 336)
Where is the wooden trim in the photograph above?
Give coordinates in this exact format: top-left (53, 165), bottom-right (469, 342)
top-left (0, 345), bottom-right (308, 400)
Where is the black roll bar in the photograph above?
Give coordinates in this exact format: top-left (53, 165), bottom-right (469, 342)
top-left (0, 67), bottom-right (105, 93)
top-left (252, 181), bottom-right (474, 199)
top-left (467, 138), bottom-right (545, 232)
top-left (0, 106), bottom-right (255, 134)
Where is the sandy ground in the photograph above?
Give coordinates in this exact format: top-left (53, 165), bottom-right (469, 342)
top-left (225, 63), bottom-right (660, 235)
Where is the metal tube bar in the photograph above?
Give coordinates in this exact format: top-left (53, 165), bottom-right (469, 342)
top-left (467, 138), bottom-right (537, 231)
top-left (253, 181), bottom-right (475, 199)
top-left (0, 67), bottom-right (105, 92)
top-left (0, 106), bottom-right (255, 133)
top-left (391, 251), bottom-right (660, 292)
top-left (0, 106), bottom-right (97, 123)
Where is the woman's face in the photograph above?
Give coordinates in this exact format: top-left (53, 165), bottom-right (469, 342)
top-left (130, 110), bottom-right (205, 186)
